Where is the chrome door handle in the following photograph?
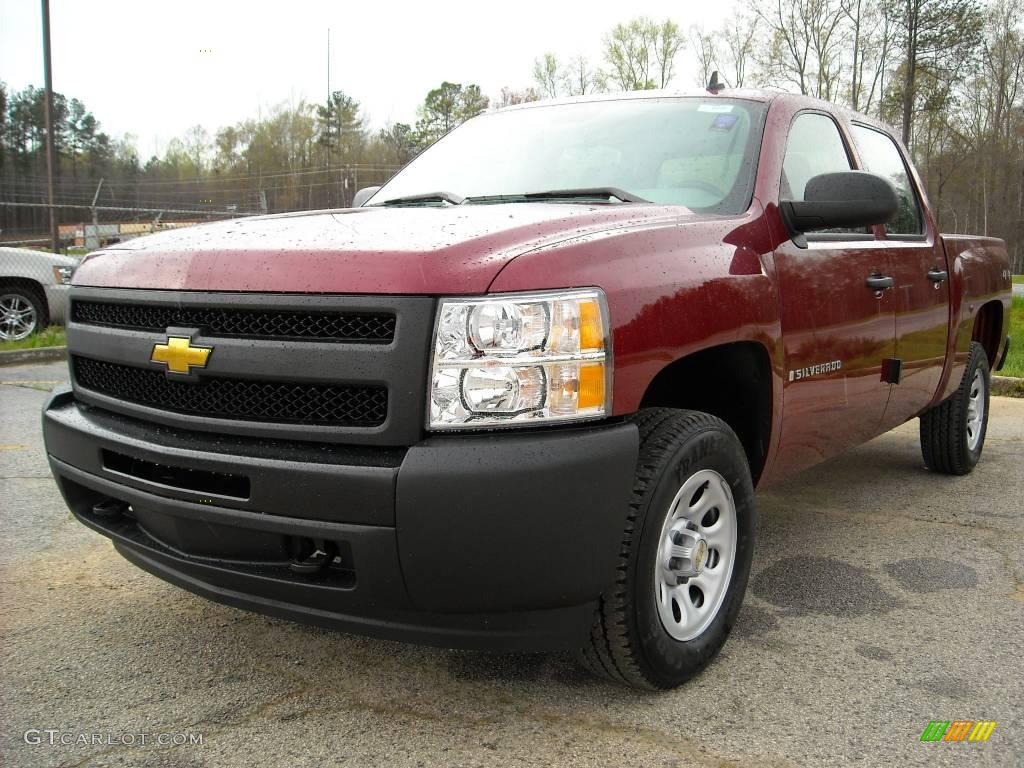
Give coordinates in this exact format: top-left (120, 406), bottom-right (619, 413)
top-left (927, 268), bottom-right (948, 283)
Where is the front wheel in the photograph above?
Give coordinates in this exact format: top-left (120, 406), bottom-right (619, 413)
top-left (0, 285), bottom-right (46, 341)
top-left (577, 409), bottom-right (757, 689)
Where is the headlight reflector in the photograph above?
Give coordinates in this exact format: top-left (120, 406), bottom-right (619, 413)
top-left (461, 365), bottom-right (546, 413)
top-left (429, 289), bottom-right (611, 429)
top-left (468, 301), bottom-right (547, 354)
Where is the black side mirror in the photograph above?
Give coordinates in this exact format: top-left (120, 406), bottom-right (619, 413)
top-left (352, 186), bottom-right (381, 208)
top-left (780, 171), bottom-right (898, 233)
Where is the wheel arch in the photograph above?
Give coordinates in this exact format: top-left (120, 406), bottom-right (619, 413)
top-left (638, 341), bottom-right (774, 483)
top-left (971, 300), bottom-right (1003, 369)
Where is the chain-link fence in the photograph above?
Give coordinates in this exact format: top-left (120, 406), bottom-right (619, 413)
top-left (0, 199), bottom-right (242, 341)
top-left (0, 202), bottom-right (238, 251)
top-left (0, 164), bottom-right (402, 341)
top-left (0, 162), bottom-right (402, 249)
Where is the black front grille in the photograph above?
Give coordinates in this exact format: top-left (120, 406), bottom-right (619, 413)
top-left (73, 356), bottom-right (387, 427)
top-left (72, 301), bottom-right (396, 343)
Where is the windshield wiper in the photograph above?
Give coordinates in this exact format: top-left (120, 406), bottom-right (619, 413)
top-left (462, 188), bottom-right (648, 205)
top-left (374, 191), bottom-right (465, 207)
top-left (522, 187), bottom-right (650, 204)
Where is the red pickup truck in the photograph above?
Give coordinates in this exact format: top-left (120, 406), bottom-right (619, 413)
top-left (43, 88), bottom-right (1012, 690)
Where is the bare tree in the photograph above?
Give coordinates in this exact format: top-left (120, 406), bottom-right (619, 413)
top-left (892, 0), bottom-right (984, 147)
top-left (605, 18), bottom-right (657, 90)
top-left (752, 0), bottom-right (813, 94)
top-left (980, 0), bottom-right (1024, 143)
top-left (690, 25), bottom-right (720, 86)
top-left (654, 20), bottom-right (686, 88)
top-left (183, 124), bottom-right (210, 174)
top-left (752, 0), bottom-right (848, 99)
top-left (533, 53), bottom-right (562, 99)
top-left (564, 55), bottom-right (606, 96)
top-left (960, 0), bottom-right (1024, 256)
top-left (604, 18), bottom-right (683, 90)
top-left (807, 0), bottom-right (847, 100)
top-left (495, 87), bottom-right (541, 108)
top-left (839, 0), bottom-right (894, 113)
top-left (720, 15), bottom-right (759, 87)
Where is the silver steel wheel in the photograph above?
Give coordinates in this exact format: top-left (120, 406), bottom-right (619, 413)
top-left (966, 368), bottom-right (986, 451)
top-left (0, 293), bottom-right (38, 341)
top-left (654, 468), bottom-right (737, 641)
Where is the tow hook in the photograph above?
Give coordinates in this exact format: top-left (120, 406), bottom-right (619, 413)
top-left (91, 498), bottom-right (129, 520)
top-left (289, 539), bottom-right (339, 575)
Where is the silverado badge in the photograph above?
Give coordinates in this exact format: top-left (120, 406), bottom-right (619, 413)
top-left (151, 336), bottom-right (212, 375)
top-left (788, 360), bottom-right (842, 382)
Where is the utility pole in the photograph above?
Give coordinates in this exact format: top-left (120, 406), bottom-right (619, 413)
top-left (41, 0), bottom-right (60, 253)
top-left (90, 178), bottom-right (104, 229)
top-left (86, 177), bottom-right (104, 248)
top-left (328, 27), bottom-right (337, 208)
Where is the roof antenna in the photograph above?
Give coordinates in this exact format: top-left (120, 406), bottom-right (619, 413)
top-left (707, 71), bottom-right (725, 94)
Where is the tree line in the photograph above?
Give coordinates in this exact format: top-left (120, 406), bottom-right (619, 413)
top-left (526, 0), bottom-right (1023, 269)
top-left (0, 78), bottom-right (492, 237)
top-left (0, 0), bottom-right (1021, 270)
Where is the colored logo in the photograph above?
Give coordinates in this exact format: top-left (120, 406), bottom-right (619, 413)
top-left (920, 721), bottom-right (997, 742)
top-left (151, 336), bottom-right (212, 375)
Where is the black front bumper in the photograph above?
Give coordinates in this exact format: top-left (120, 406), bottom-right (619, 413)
top-left (43, 389), bottom-right (638, 651)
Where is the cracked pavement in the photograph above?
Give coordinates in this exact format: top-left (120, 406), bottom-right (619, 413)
top-left (1, 360), bottom-right (1021, 767)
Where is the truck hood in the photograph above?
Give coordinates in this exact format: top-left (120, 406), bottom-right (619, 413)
top-left (73, 203), bottom-right (696, 294)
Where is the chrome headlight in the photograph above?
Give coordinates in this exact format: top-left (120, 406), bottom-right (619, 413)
top-left (429, 288), bottom-right (612, 429)
top-left (52, 265), bottom-right (74, 285)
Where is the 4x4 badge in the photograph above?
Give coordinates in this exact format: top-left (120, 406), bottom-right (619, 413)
top-left (151, 336), bottom-right (212, 375)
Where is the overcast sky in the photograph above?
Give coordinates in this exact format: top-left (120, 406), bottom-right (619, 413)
top-left (0, 0), bottom-right (738, 158)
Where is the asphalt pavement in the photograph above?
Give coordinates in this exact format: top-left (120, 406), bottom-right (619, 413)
top-left (1, 360), bottom-right (1021, 767)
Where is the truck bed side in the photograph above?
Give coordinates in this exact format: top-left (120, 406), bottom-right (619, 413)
top-left (933, 234), bottom-right (1013, 404)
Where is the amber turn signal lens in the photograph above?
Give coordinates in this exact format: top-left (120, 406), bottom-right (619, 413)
top-left (579, 299), bottom-right (605, 351)
top-left (577, 363), bottom-right (606, 410)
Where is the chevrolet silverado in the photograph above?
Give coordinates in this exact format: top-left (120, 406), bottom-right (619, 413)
top-left (42, 88), bottom-right (1013, 689)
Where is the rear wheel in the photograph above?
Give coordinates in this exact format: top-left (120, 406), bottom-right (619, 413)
top-left (919, 341), bottom-right (990, 475)
top-left (577, 408), bottom-right (757, 690)
top-left (0, 285), bottom-right (47, 341)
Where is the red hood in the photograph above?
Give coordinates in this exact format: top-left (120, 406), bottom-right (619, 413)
top-left (73, 203), bottom-right (696, 294)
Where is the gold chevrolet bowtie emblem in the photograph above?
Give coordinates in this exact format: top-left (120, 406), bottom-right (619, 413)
top-left (151, 336), bottom-right (212, 374)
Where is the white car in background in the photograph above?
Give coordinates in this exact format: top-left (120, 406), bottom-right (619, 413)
top-left (0, 246), bottom-right (79, 341)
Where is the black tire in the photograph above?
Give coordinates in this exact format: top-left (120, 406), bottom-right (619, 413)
top-left (919, 341), bottom-right (991, 475)
top-left (0, 282), bottom-right (48, 341)
top-left (577, 408), bottom-right (757, 690)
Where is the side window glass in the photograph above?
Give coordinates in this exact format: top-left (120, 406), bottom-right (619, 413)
top-left (782, 113), bottom-right (852, 201)
top-left (851, 125), bottom-right (923, 235)
top-left (782, 113), bottom-right (862, 235)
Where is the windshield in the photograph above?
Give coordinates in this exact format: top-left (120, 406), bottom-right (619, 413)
top-left (369, 97), bottom-right (766, 213)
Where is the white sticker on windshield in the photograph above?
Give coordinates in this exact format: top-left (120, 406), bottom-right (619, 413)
top-left (698, 104), bottom-right (734, 113)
